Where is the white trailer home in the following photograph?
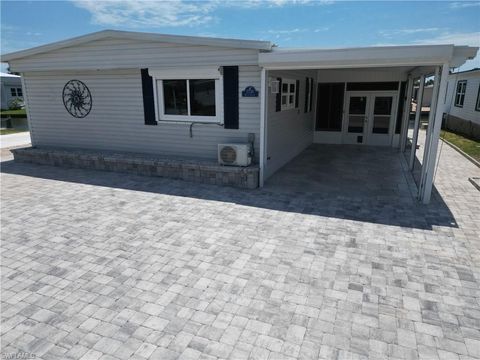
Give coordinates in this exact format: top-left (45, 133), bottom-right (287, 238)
top-left (444, 68), bottom-right (480, 139)
top-left (2, 30), bottom-right (477, 203)
top-left (1, 71), bottom-right (23, 110)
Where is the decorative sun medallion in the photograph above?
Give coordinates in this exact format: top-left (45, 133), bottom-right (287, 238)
top-left (62, 80), bottom-right (92, 118)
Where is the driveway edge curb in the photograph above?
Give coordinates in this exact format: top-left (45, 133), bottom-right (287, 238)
top-left (440, 138), bottom-right (480, 168)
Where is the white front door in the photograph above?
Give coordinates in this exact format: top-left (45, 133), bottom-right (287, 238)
top-left (343, 92), bottom-right (397, 146)
top-left (343, 94), bottom-right (369, 145)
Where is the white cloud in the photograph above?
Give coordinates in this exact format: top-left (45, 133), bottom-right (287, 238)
top-left (72, 0), bottom-right (330, 28)
top-left (1, 24), bottom-right (44, 55)
top-left (266, 28), bottom-right (305, 34)
top-left (375, 31), bottom-right (480, 71)
top-left (380, 28), bottom-right (442, 38)
top-left (72, 1), bottom-right (216, 27)
top-left (412, 32), bottom-right (480, 47)
top-left (450, 1), bottom-right (480, 9)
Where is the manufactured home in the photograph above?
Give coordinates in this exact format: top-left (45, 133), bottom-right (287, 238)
top-left (444, 68), bottom-right (480, 140)
top-left (2, 30), bottom-right (477, 203)
top-left (0, 72), bottom-right (23, 109)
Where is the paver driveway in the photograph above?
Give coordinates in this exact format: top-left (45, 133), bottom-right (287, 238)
top-left (1, 142), bottom-right (480, 360)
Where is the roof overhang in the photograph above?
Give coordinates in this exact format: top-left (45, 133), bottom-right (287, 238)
top-left (258, 44), bottom-right (478, 70)
top-left (2, 30), bottom-right (274, 62)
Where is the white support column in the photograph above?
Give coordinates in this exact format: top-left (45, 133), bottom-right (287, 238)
top-left (420, 63), bottom-right (449, 204)
top-left (259, 68), bottom-right (267, 187)
top-left (409, 75), bottom-right (425, 170)
top-left (20, 74), bottom-right (34, 146)
top-left (418, 66), bottom-right (440, 199)
top-left (400, 76), bottom-right (413, 153)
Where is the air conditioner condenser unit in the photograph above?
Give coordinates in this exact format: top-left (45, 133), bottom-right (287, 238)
top-left (218, 143), bottom-right (252, 166)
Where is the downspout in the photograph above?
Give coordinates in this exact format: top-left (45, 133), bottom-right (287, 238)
top-left (259, 67), bottom-right (267, 187)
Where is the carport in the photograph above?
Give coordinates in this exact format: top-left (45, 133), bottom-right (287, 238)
top-left (257, 44), bottom-right (478, 204)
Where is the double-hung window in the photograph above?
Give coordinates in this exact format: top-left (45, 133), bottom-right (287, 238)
top-left (454, 80), bottom-right (467, 107)
top-left (281, 78), bottom-right (296, 111)
top-left (9, 87), bottom-right (23, 97)
top-left (149, 68), bottom-right (223, 123)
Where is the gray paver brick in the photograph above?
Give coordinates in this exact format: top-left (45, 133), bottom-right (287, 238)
top-left (1, 140), bottom-right (480, 359)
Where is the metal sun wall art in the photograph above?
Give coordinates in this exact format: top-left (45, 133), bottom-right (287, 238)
top-left (62, 80), bottom-right (92, 118)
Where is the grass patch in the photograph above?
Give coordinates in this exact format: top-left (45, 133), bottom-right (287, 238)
top-left (441, 130), bottom-right (480, 162)
top-left (0, 128), bottom-right (28, 135)
top-left (0, 109), bottom-right (27, 118)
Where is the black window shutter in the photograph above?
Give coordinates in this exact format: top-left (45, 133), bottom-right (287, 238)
top-left (295, 79), bottom-right (300, 108)
top-left (309, 78), bottom-right (314, 112)
top-left (141, 69), bottom-right (157, 125)
top-left (304, 77), bottom-right (309, 113)
top-left (275, 78), bottom-right (282, 112)
top-left (223, 66), bottom-right (239, 129)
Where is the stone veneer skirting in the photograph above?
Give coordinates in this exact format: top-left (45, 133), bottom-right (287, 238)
top-left (12, 147), bottom-right (259, 189)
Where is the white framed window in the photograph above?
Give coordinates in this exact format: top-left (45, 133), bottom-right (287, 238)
top-left (281, 78), bottom-right (296, 111)
top-left (454, 80), bottom-right (467, 107)
top-left (149, 68), bottom-right (223, 124)
top-left (16, 88), bottom-right (23, 97)
top-left (10, 88), bottom-right (17, 96)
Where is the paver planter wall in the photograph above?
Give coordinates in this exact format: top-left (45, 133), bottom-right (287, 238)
top-left (12, 147), bottom-right (259, 189)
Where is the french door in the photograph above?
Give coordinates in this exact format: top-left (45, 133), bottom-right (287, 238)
top-left (343, 92), bottom-right (397, 146)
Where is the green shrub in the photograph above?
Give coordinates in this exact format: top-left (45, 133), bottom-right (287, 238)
top-left (8, 98), bottom-right (24, 110)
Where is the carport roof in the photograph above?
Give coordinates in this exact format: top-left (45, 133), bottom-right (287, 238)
top-left (259, 44), bottom-right (478, 70)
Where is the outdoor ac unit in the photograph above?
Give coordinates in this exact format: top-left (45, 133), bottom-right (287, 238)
top-left (218, 143), bottom-right (252, 166)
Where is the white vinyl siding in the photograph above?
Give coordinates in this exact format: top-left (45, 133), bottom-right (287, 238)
top-left (446, 72), bottom-right (480, 125)
top-left (23, 66), bottom-right (261, 161)
top-left (266, 70), bottom-right (317, 179)
top-left (9, 38), bottom-right (260, 72)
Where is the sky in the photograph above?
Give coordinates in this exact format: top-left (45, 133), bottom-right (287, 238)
top-left (1, 0), bottom-right (480, 72)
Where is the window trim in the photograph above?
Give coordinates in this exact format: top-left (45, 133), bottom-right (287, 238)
top-left (16, 88), bottom-right (23, 97)
top-left (10, 87), bottom-right (17, 96)
top-left (149, 68), bottom-right (224, 124)
top-left (454, 80), bottom-right (467, 108)
top-left (280, 78), bottom-right (297, 111)
top-left (475, 84), bottom-right (480, 112)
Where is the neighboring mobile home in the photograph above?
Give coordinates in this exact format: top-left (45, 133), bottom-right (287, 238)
top-left (0, 71), bottom-right (23, 110)
top-left (444, 68), bottom-right (480, 140)
top-left (2, 30), bottom-right (477, 203)
top-left (0, 72), bottom-right (28, 130)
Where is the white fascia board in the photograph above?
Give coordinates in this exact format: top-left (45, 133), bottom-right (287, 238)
top-left (450, 46), bottom-right (479, 68)
top-left (0, 72), bottom-right (20, 78)
top-left (2, 29), bottom-right (273, 62)
top-left (108, 30), bottom-right (273, 50)
top-left (259, 45), bottom-right (456, 69)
